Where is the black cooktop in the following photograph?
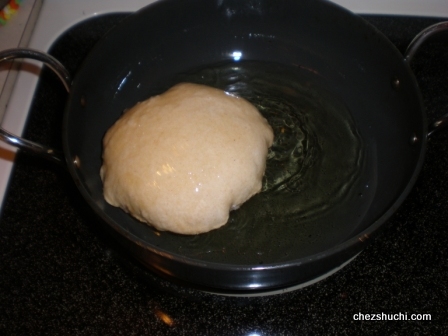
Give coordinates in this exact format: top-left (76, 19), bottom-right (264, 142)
top-left (1, 13), bottom-right (447, 335)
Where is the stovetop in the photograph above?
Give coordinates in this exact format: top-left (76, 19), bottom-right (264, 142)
top-left (1, 12), bottom-right (448, 335)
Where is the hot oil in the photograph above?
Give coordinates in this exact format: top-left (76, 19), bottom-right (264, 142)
top-left (161, 61), bottom-right (373, 265)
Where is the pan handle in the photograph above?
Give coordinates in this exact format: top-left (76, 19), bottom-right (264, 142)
top-left (0, 48), bottom-right (71, 164)
top-left (404, 21), bottom-right (448, 138)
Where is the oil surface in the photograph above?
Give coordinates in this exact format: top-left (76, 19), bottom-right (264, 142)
top-left (152, 61), bottom-right (372, 265)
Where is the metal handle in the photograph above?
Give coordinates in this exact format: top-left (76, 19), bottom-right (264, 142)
top-left (404, 21), bottom-right (448, 138)
top-left (0, 48), bottom-right (71, 164)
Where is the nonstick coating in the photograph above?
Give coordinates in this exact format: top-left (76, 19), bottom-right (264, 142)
top-left (63, 0), bottom-right (426, 292)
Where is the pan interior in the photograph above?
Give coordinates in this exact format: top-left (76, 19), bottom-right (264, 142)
top-left (64, 0), bottom-right (425, 268)
top-left (69, 60), bottom-right (375, 265)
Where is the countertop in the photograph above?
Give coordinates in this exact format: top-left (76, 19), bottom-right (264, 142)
top-left (0, 0), bottom-right (41, 120)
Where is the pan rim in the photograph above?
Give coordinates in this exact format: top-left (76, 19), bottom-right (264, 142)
top-left (62, 0), bottom-right (429, 287)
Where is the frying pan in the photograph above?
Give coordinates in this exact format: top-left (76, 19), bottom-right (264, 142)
top-left (1, 0), bottom-right (447, 294)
